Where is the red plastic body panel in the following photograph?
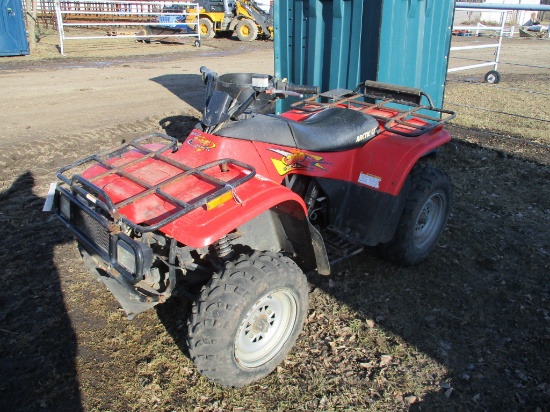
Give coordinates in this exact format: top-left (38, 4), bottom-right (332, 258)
top-left (79, 104), bottom-right (451, 247)
top-left (351, 126), bottom-right (451, 196)
top-left (157, 180), bottom-right (307, 248)
top-left (81, 137), bottom-right (308, 248)
top-left (278, 107), bottom-right (451, 195)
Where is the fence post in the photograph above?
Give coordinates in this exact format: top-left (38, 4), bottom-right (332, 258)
top-left (54, 0), bottom-right (64, 55)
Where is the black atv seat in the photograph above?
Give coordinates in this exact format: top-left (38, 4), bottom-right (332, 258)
top-left (216, 107), bottom-right (380, 152)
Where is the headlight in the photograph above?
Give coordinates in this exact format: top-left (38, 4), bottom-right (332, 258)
top-left (60, 195), bottom-right (71, 220)
top-left (117, 241), bottom-right (136, 273)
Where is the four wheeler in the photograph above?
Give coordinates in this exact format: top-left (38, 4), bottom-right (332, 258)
top-left (47, 67), bottom-right (455, 388)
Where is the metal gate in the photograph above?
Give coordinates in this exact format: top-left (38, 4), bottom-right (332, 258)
top-left (0, 0), bottom-right (29, 56)
top-left (53, 0), bottom-right (200, 55)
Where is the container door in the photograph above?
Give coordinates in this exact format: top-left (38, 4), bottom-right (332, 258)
top-left (377, 0), bottom-right (455, 108)
top-left (0, 0), bottom-right (30, 56)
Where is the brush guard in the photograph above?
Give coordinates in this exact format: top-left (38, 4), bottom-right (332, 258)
top-left (54, 133), bottom-right (256, 317)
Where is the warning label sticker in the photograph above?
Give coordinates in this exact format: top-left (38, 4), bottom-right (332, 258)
top-left (358, 172), bottom-right (381, 189)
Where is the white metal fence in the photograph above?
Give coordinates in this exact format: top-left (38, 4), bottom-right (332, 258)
top-left (449, 3), bottom-right (550, 83)
top-left (54, 0), bottom-right (200, 55)
top-left (449, 9), bottom-right (509, 82)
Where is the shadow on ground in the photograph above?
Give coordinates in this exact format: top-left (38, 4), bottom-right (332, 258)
top-left (150, 74), bottom-right (204, 112)
top-left (152, 73), bottom-right (204, 141)
top-left (306, 138), bottom-right (550, 410)
top-left (159, 115), bottom-right (201, 141)
top-left (0, 172), bottom-right (81, 411)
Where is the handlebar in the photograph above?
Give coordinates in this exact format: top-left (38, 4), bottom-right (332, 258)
top-left (285, 84), bottom-right (319, 96)
top-left (200, 66), bottom-right (218, 108)
top-left (265, 89), bottom-right (304, 98)
top-left (199, 66), bottom-right (321, 128)
top-left (200, 66), bottom-right (218, 84)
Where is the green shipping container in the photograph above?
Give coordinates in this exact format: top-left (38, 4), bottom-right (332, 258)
top-left (274, 0), bottom-right (455, 109)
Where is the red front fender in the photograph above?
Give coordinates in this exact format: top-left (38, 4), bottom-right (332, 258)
top-left (158, 174), bottom-right (308, 248)
top-left (159, 174), bottom-right (330, 275)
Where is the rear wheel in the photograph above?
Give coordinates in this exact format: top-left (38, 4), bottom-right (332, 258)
top-left (379, 164), bottom-right (452, 266)
top-left (187, 251), bottom-right (308, 388)
top-left (199, 18), bottom-right (215, 39)
top-left (136, 26), bottom-right (152, 43)
top-left (236, 19), bottom-right (258, 42)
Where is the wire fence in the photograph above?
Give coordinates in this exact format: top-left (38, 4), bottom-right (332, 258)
top-left (445, 33), bottom-right (550, 155)
top-left (445, 71), bottom-right (550, 154)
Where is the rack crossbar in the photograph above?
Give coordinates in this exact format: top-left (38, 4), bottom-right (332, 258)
top-left (57, 133), bottom-right (256, 233)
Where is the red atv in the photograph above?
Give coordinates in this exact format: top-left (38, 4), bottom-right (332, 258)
top-left (48, 67), bottom-right (455, 387)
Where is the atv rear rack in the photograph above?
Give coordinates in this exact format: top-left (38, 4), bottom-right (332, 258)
top-left (291, 81), bottom-right (456, 137)
top-left (57, 132), bottom-right (256, 233)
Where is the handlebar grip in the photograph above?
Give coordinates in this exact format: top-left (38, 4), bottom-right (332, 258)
top-left (200, 66), bottom-right (217, 82)
top-left (286, 84), bottom-right (319, 95)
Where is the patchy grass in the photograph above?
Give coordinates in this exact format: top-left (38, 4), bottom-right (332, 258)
top-left (445, 74), bottom-right (550, 146)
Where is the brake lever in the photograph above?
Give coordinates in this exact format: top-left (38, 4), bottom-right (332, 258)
top-left (265, 89), bottom-right (304, 98)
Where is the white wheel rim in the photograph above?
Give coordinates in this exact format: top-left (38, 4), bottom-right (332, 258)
top-left (234, 288), bottom-right (297, 368)
top-left (414, 192), bottom-right (445, 248)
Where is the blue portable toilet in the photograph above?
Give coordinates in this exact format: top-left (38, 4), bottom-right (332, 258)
top-left (274, 0), bottom-right (455, 109)
top-left (1, 0), bottom-right (30, 56)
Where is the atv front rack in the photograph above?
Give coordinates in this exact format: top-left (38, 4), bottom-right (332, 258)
top-left (57, 132), bottom-right (256, 233)
top-left (291, 81), bottom-right (456, 137)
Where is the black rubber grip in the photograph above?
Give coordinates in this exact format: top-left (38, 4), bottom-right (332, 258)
top-left (286, 84), bottom-right (319, 95)
top-left (200, 66), bottom-right (217, 80)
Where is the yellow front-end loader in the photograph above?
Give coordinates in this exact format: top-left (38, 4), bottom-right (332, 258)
top-left (190, 0), bottom-right (273, 41)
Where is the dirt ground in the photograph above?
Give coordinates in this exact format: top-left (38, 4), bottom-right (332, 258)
top-left (0, 31), bottom-right (549, 411)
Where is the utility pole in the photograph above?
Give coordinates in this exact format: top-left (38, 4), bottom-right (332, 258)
top-left (25, 0), bottom-right (36, 50)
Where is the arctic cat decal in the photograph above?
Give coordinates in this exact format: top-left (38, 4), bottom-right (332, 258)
top-left (187, 134), bottom-right (216, 151)
top-left (356, 127), bottom-right (378, 143)
top-left (268, 148), bottom-right (329, 176)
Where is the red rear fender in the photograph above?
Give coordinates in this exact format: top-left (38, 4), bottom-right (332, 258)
top-left (356, 128), bottom-right (451, 196)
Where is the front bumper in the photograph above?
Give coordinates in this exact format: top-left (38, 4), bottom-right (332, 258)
top-left (54, 187), bottom-right (159, 318)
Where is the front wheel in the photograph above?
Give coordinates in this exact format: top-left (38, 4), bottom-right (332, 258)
top-left (187, 251), bottom-right (309, 388)
top-left (379, 164), bottom-right (452, 266)
top-left (236, 19), bottom-right (258, 42)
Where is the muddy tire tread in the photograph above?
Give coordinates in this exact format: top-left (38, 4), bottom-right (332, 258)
top-left (187, 251), bottom-right (308, 388)
top-left (379, 164), bottom-right (452, 266)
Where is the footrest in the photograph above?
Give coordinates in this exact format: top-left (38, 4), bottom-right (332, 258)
top-left (321, 225), bottom-right (364, 265)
